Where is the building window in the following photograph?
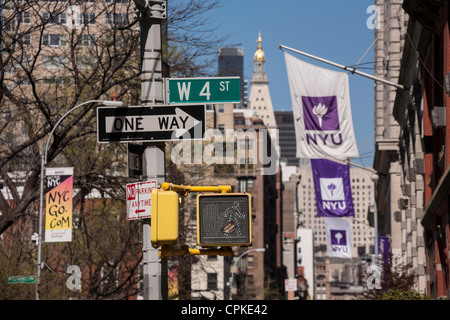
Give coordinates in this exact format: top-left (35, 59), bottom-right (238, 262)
top-left (248, 139), bottom-right (254, 150)
top-left (247, 275), bottom-right (254, 286)
top-left (21, 34), bottom-right (31, 46)
top-left (43, 34), bottom-right (67, 47)
top-left (76, 55), bottom-right (97, 68)
top-left (18, 12), bottom-right (31, 24)
top-left (239, 159), bottom-right (246, 169)
top-left (207, 273), bottom-right (217, 290)
top-left (79, 13), bottom-right (96, 25)
top-left (239, 139), bottom-right (246, 150)
top-left (106, 13), bottom-right (129, 26)
top-left (247, 256), bottom-right (254, 267)
top-left (42, 55), bottom-right (68, 68)
top-left (238, 179), bottom-right (247, 192)
top-left (4, 0), bottom-right (15, 10)
top-left (42, 12), bottom-right (66, 24)
top-left (79, 34), bottom-right (96, 46)
top-left (218, 104), bottom-right (225, 113)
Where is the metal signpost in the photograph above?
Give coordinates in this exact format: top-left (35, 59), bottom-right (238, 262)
top-left (168, 77), bottom-right (240, 104)
top-left (132, 0), bottom-right (167, 301)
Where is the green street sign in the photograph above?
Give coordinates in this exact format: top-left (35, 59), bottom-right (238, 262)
top-left (7, 276), bottom-right (36, 284)
top-left (168, 77), bottom-right (240, 104)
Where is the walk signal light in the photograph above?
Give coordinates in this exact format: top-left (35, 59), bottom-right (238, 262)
top-left (197, 193), bottom-right (252, 247)
top-left (151, 189), bottom-right (179, 248)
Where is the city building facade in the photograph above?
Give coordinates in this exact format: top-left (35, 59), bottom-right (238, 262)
top-left (395, 0), bottom-right (449, 298)
top-left (275, 111), bottom-right (299, 167)
top-left (373, 0), bottom-right (405, 268)
top-left (374, 0), bottom-right (429, 294)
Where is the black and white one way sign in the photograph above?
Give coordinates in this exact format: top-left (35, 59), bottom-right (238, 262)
top-left (97, 105), bottom-right (205, 143)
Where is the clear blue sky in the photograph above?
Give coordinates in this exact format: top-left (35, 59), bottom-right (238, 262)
top-left (212, 0), bottom-right (377, 167)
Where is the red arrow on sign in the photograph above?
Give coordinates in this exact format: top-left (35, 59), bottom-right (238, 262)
top-left (136, 209), bottom-right (146, 214)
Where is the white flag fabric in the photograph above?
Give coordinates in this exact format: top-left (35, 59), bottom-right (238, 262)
top-left (324, 217), bottom-right (352, 259)
top-left (284, 52), bottom-right (359, 159)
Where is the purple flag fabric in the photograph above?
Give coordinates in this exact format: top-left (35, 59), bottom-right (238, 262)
top-left (378, 236), bottom-right (390, 264)
top-left (311, 158), bottom-right (354, 217)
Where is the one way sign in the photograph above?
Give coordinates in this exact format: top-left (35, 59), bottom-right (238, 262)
top-left (97, 105), bottom-right (205, 143)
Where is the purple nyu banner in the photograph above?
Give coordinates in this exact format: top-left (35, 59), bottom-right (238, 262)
top-left (378, 236), bottom-right (390, 265)
top-left (311, 159), bottom-right (354, 217)
top-left (324, 217), bottom-right (352, 259)
top-left (284, 52), bottom-right (359, 159)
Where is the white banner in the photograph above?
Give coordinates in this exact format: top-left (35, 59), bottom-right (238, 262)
top-left (284, 52), bottom-right (359, 159)
top-left (324, 217), bottom-right (352, 259)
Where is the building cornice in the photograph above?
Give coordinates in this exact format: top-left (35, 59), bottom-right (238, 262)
top-left (403, 0), bottom-right (444, 32)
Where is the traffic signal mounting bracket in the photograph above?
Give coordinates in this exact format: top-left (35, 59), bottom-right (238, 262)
top-left (159, 245), bottom-right (233, 259)
top-left (161, 182), bottom-right (232, 195)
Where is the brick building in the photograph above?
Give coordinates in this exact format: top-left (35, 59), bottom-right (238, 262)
top-left (395, 0), bottom-right (450, 298)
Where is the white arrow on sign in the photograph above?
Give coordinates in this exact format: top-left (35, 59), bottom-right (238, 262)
top-left (104, 107), bottom-right (200, 138)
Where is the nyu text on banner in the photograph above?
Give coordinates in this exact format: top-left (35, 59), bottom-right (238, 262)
top-left (324, 217), bottom-right (352, 259)
top-left (284, 52), bottom-right (359, 159)
top-left (45, 167), bottom-right (73, 242)
top-left (311, 158), bottom-right (354, 217)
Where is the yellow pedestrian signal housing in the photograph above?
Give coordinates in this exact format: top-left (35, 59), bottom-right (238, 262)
top-left (151, 189), bottom-right (179, 248)
top-left (197, 193), bottom-right (252, 247)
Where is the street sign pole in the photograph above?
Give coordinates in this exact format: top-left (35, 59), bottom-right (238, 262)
top-left (136, 0), bottom-right (167, 300)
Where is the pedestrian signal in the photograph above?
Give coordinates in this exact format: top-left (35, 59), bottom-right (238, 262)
top-left (197, 193), bottom-right (252, 247)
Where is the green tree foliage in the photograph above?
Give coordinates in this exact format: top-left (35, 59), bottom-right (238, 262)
top-left (374, 289), bottom-right (431, 300)
top-left (367, 260), bottom-right (431, 300)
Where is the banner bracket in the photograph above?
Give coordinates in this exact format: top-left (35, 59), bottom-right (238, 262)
top-left (279, 44), bottom-right (407, 90)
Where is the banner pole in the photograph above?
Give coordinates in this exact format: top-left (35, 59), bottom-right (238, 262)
top-left (36, 154), bottom-right (45, 300)
top-left (325, 158), bottom-right (378, 174)
top-left (279, 44), bottom-right (405, 90)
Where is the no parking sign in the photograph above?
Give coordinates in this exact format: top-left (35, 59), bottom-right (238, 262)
top-left (126, 180), bottom-right (157, 220)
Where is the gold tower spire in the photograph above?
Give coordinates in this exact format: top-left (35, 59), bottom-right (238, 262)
top-left (254, 31), bottom-right (265, 62)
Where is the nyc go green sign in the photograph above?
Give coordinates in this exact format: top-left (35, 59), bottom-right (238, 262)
top-left (168, 77), bottom-right (240, 104)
